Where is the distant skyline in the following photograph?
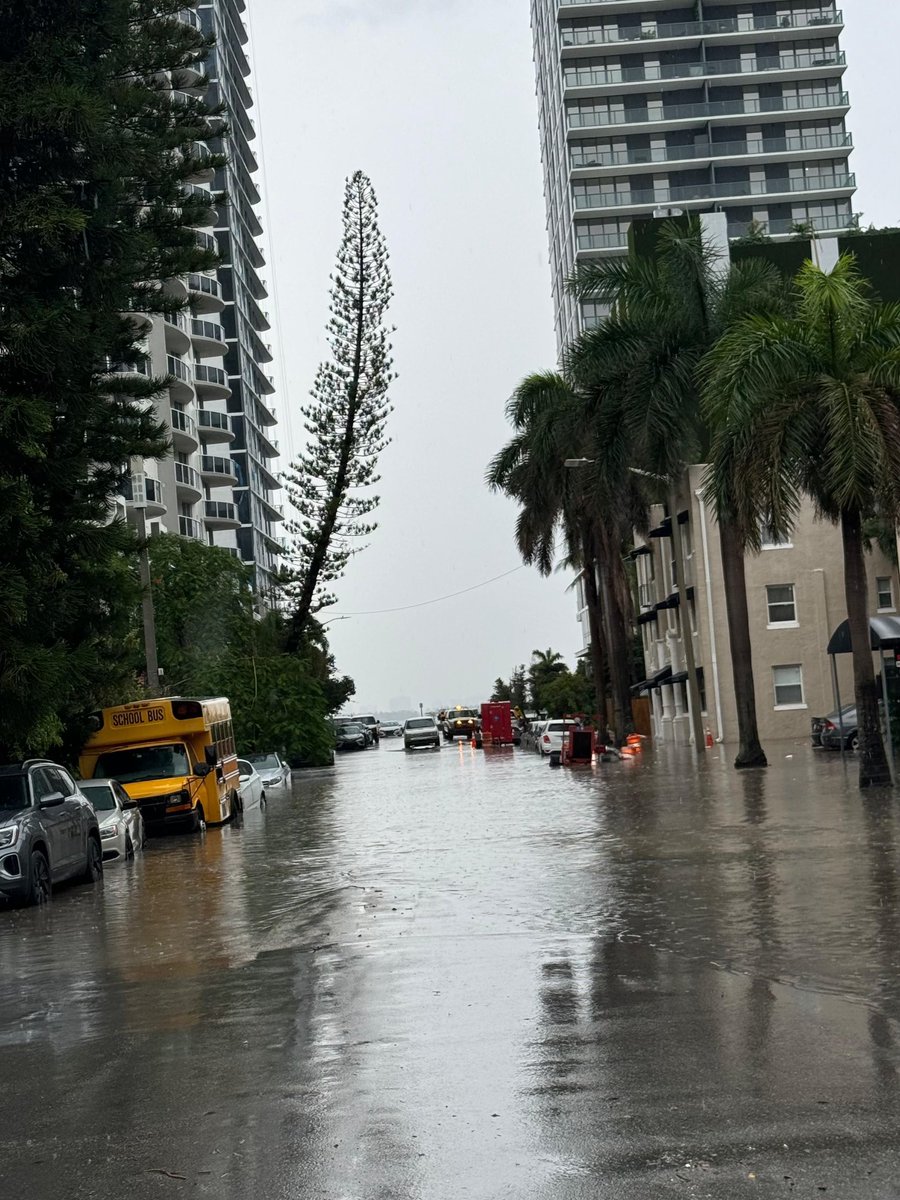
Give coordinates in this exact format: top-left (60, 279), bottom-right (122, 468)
top-left (251, 0), bottom-right (900, 710)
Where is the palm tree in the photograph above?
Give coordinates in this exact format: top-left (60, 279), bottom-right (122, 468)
top-left (486, 373), bottom-right (641, 741)
top-left (703, 254), bottom-right (900, 789)
top-left (567, 217), bottom-right (787, 767)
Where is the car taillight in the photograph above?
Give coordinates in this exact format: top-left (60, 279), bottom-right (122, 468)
top-left (543, 735), bottom-right (550, 743)
top-left (823, 721), bottom-right (835, 731)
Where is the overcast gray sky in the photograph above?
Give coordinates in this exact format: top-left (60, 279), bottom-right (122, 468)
top-left (249, 0), bottom-right (899, 713)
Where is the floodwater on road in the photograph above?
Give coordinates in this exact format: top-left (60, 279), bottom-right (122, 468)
top-left (2, 739), bottom-right (900, 1198)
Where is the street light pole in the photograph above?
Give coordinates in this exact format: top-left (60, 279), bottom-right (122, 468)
top-left (135, 506), bottom-right (160, 695)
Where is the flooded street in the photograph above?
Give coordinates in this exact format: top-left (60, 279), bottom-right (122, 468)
top-left (3, 741), bottom-right (900, 1198)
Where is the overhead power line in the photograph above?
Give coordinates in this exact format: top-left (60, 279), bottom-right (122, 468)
top-left (327, 563), bottom-right (529, 617)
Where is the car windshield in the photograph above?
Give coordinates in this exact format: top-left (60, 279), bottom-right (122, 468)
top-left (338, 723), bottom-right (363, 733)
top-left (79, 782), bottom-right (117, 811)
top-left (355, 717), bottom-right (376, 726)
top-left (452, 710), bottom-right (478, 719)
top-left (548, 722), bottom-right (574, 732)
top-left (247, 754), bottom-right (279, 769)
top-left (407, 719), bottom-right (434, 730)
top-left (0, 774), bottom-right (27, 812)
top-left (93, 743), bottom-right (191, 783)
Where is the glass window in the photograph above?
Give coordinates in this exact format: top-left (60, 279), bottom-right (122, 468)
top-left (767, 583), bottom-right (797, 624)
top-left (93, 743), bottom-right (191, 783)
top-left (773, 665), bottom-right (804, 707)
top-left (49, 767), bottom-right (76, 796)
top-left (877, 577), bottom-right (894, 611)
top-left (80, 782), bottom-right (117, 811)
top-left (30, 767), bottom-right (58, 802)
top-left (760, 523), bottom-right (792, 548)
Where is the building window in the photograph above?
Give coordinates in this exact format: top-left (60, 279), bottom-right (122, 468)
top-left (773, 665), bottom-right (805, 708)
top-left (766, 583), bottom-right (797, 626)
top-left (877, 577), bottom-right (895, 612)
top-left (760, 523), bottom-right (792, 549)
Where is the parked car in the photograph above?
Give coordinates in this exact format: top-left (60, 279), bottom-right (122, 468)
top-left (79, 779), bottom-right (145, 860)
top-left (353, 715), bottom-right (381, 744)
top-left (244, 752), bottom-right (290, 788)
top-left (335, 722), bottom-right (369, 752)
top-left (0, 760), bottom-right (103, 906)
top-left (404, 717), bottom-right (441, 751)
top-left (538, 719), bottom-right (579, 756)
top-left (380, 722), bottom-right (403, 738)
top-left (237, 760), bottom-right (265, 809)
top-left (817, 706), bottom-right (860, 751)
top-left (442, 708), bottom-right (481, 741)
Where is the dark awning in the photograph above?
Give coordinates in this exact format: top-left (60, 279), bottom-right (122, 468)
top-left (630, 544), bottom-right (652, 559)
top-left (648, 517), bottom-right (673, 539)
top-left (638, 610), bottom-right (658, 625)
top-left (631, 665), bottom-right (673, 694)
top-left (826, 615), bottom-right (900, 655)
top-left (669, 671), bottom-right (689, 684)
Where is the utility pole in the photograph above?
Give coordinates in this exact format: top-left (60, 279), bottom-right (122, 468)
top-left (135, 505), bottom-right (160, 695)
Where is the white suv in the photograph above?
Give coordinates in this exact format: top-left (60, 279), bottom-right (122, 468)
top-left (354, 715), bottom-right (381, 744)
top-left (538, 720), bottom-right (578, 756)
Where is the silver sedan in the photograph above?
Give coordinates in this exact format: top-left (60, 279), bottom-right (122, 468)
top-left (79, 779), bottom-right (145, 861)
top-left (404, 717), bottom-right (441, 751)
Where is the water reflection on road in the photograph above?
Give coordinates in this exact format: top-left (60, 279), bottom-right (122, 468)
top-left (2, 740), bottom-right (900, 1198)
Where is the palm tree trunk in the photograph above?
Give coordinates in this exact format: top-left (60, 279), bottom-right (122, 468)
top-left (719, 522), bottom-right (768, 768)
top-left (580, 547), bottom-right (610, 730)
top-left (841, 508), bottom-right (892, 788)
top-left (598, 554), bottom-right (633, 745)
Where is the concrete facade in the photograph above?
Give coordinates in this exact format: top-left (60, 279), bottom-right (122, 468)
top-left (632, 466), bottom-right (900, 745)
top-left (118, 1), bottom-right (283, 603)
top-left (530, 0), bottom-right (856, 354)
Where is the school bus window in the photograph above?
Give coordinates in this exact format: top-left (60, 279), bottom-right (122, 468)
top-left (94, 744), bottom-right (191, 784)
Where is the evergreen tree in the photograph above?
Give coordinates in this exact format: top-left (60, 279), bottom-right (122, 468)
top-left (285, 171), bottom-right (394, 641)
top-left (0, 1), bottom-right (223, 757)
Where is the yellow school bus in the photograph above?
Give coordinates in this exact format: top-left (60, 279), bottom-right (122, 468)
top-left (79, 697), bottom-right (241, 831)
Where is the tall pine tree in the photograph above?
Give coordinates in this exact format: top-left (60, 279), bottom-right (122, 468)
top-left (0, 1), bottom-right (224, 756)
top-left (285, 171), bottom-right (394, 641)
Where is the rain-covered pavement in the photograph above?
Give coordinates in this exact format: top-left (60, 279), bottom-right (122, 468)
top-left (3, 739), bottom-right (900, 1199)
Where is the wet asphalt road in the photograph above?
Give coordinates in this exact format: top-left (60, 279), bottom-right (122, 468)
top-left (3, 740), bottom-right (900, 1198)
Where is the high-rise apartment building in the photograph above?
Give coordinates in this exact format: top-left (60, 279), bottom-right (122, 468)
top-left (119, 1), bottom-right (283, 601)
top-left (531, 1), bottom-right (855, 351)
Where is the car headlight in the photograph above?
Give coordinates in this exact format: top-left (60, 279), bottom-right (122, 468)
top-left (100, 822), bottom-right (123, 839)
top-left (0, 828), bottom-right (17, 849)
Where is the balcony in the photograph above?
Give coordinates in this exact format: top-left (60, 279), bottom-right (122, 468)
top-left (574, 229), bottom-right (629, 253)
top-left (185, 142), bottom-right (215, 184)
top-left (194, 229), bottom-right (218, 256)
top-left (567, 90), bottom-right (851, 136)
top-left (573, 172), bottom-right (856, 215)
top-left (559, 10), bottom-right (843, 55)
top-left (198, 409), bottom-right (234, 443)
top-left (178, 514), bottom-right (204, 541)
top-left (166, 353), bottom-right (194, 402)
top-left (104, 356), bottom-right (150, 382)
top-left (204, 500), bottom-right (241, 529)
top-left (563, 50), bottom-right (846, 97)
top-left (728, 212), bottom-right (857, 240)
top-left (193, 363), bottom-right (231, 398)
top-left (163, 308), bottom-right (191, 354)
top-left (200, 454), bottom-right (238, 485)
top-left (119, 473), bottom-right (166, 517)
top-left (180, 182), bottom-right (218, 227)
top-left (191, 317), bottom-right (227, 358)
top-left (186, 272), bottom-right (225, 314)
top-left (169, 407), bottom-right (199, 451)
top-left (174, 460), bottom-right (202, 499)
top-left (571, 131), bottom-right (853, 174)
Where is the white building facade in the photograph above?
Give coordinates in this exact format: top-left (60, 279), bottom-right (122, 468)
top-left (120, 1), bottom-right (283, 603)
top-left (530, 0), bottom-right (855, 353)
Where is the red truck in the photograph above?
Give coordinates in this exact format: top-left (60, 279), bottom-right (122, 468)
top-left (475, 702), bottom-right (519, 748)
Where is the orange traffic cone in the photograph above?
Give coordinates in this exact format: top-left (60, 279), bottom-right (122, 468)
top-left (705, 728), bottom-right (714, 748)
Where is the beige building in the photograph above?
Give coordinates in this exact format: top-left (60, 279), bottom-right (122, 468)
top-left (629, 465), bottom-right (899, 746)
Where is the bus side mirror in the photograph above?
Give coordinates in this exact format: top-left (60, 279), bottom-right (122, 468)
top-left (195, 762), bottom-right (212, 778)
top-left (204, 745), bottom-right (218, 767)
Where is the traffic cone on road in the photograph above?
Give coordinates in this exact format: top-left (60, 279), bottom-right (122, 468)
top-left (705, 728), bottom-right (714, 749)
